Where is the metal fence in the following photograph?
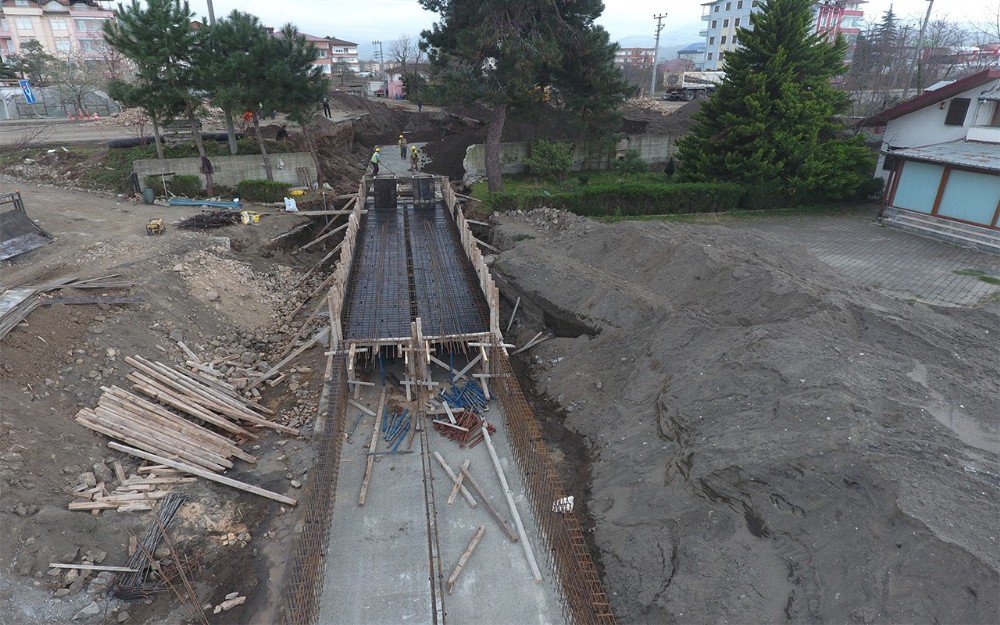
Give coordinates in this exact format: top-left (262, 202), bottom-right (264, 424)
top-left (490, 345), bottom-right (617, 625)
top-left (277, 356), bottom-right (348, 625)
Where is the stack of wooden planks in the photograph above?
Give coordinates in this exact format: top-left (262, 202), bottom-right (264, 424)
top-left (68, 465), bottom-right (197, 513)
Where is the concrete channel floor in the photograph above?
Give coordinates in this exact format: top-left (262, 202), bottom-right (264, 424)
top-left (318, 362), bottom-right (565, 625)
top-left (731, 209), bottom-right (1000, 307)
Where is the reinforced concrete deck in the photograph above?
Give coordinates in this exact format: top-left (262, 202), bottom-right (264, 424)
top-left (317, 364), bottom-right (565, 625)
top-left (342, 183), bottom-right (488, 343)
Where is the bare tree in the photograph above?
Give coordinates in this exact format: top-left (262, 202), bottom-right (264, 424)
top-left (49, 47), bottom-right (103, 117)
top-left (389, 34), bottom-right (422, 76)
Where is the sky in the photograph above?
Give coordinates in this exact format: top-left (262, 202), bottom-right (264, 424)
top-left (185, 0), bottom-right (998, 56)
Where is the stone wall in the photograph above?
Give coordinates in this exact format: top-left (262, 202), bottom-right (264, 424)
top-left (132, 152), bottom-right (314, 190)
top-left (462, 134), bottom-right (678, 182)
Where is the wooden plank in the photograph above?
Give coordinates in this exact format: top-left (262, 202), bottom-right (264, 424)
top-left (48, 563), bottom-right (138, 573)
top-left (432, 419), bottom-right (468, 432)
top-left (447, 526), bottom-right (486, 594)
top-left (482, 424), bottom-right (542, 581)
top-left (291, 221), bottom-right (348, 255)
top-left (448, 459), bottom-right (470, 506)
top-left (246, 328), bottom-right (329, 391)
top-left (506, 297), bottom-right (520, 333)
top-left (459, 465), bottom-right (518, 542)
top-left (349, 399), bottom-right (375, 416)
top-left (432, 452), bottom-right (477, 509)
top-left (108, 442), bottom-right (298, 506)
top-left (358, 386), bottom-right (387, 506)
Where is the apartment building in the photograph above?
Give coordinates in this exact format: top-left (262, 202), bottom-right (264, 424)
top-left (614, 47), bottom-right (657, 70)
top-left (267, 27), bottom-right (359, 75)
top-left (699, 0), bottom-right (864, 70)
top-left (0, 0), bottom-right (114, 59)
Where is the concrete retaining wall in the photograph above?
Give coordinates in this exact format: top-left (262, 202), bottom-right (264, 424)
top-left (462, 134), bottom-right (678, 182)
top-left (132, 152), bottom-right (314, 190)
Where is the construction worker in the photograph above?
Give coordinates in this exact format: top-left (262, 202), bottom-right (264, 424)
top-left (370, 147), bottom-right (381, 176)
top-left (410, 145), bottom-right (420, 172)
top-left (398, 134), bottom-right (407, 159)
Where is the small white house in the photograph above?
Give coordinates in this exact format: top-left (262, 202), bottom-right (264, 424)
top-left (862, 70), bottom-right (1000, 251)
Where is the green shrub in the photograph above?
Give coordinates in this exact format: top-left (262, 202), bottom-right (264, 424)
top-left (524, 140), bottom-right (573, 180)
top-left (484, 181), bottom-right (745, 216)
top-left (577, 174), bottom-right (590, 186)
top-left (237, 179), bottom-right (292, 203)
top-left (612, 150), bottom-right (648, 178)
top-left (144, 174), bottom-right (202, 197)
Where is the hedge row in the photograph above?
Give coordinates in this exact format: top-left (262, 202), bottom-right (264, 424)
top-left (487, 182), bottom-right (746, 216)
top-left (236, 179), bottom-right (292, 203)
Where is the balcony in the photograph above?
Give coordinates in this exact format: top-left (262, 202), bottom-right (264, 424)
top-left (699, 30), bottom-right (709, 37)
top-left (966, 126), bottom-right (1000, 143)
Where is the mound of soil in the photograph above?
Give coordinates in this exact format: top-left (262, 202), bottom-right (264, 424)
top-left (491, 210), bottom-right (999, 624)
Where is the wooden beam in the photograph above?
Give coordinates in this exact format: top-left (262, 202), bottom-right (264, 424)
top-left (447, 526), bottom-right (485, 594)
top-left (48, 563), bottom-right (138, 573)
top-left (448, 459), bottom-right (471, 505)
top-left (358, 387), bottom-right (387, 506)
top-left (459, 465), bottom-right (518, 542)
top-left (482, 424), bottom-right (542, 581)
top-left (506, 297), bottom-right (520, 333)
top-left (432, 451), bottom-right (477, 508)
top-left (107, 442), bottom-right (297, 506)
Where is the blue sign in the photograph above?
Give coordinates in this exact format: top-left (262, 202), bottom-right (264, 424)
top-left (18, 80), bottom-right (36, 105)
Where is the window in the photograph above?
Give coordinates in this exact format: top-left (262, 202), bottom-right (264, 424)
top-left (735, 18), bottom-right (741, 27)
top-left (989, 103), bottom-right (1000, 128)
top-left (721, 36), bottom-right (727, 44)
top-left (0, 19), bottom-right (8, 32)
top-left (15, 17), bottom-right (34, 31)
top-left (79, 38), bottom-right (100, 52)
top-left (711, 20), bottom-right (717, 28)
top-left (333, 47), bottom-right (345, 53)
top-left (50, 19), bottom-right (68, 30)
top-left (726, 2), bottom-right (732, 9)
top-left (738, 0), bottom-right (744, 7)
top-left (708, 36), bottom-right (715, 44)
top-left (707, 52), bottom-right (714, 60)
top-left (55, 37), bottom-right (71, 52)
top-left (714, 6), bottom-right (719, 12)
top-left (753, 0), bottom-right (759, 5)
top-left (75, 19), bottom-right (104, 33)
top-left (944, 98), bottom-right (971, 126)
top-left (317, 49), bottom-right (327, 58)
top-left (732, 36), bottom-right (739, 45)
top-left (15, 0), bottom-right (31, 6)
top-left (723, 19), bottom-right (729, 27)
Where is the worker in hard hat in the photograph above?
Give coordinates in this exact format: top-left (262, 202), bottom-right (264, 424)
top-left (370, 147), bottom-right (381, 176)
top-left (409, 145), bottom-right (420, 172)
top-left (398, 134), bottom-right (407, 159)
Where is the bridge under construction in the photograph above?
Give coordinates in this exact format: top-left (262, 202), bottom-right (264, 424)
top-left (276, 175), bottom-right (615, 625)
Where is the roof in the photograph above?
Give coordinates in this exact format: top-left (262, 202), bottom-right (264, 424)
top-left (678, 42), bottom-right (707, 54)
top-left (891, 140), bottom-right (1000, 173)
top-left (861, 69), bottom-right (1000, 126)
top-left (325, 36), bottom-right (357, 47)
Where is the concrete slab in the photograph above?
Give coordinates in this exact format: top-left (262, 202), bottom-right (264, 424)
top-left (318, 360), bottom-right (566, 625)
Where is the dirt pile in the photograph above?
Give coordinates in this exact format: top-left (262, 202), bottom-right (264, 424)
top-left (490, 210), bottom-right (999, 623)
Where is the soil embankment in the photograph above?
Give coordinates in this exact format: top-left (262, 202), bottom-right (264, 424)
top-left (491, 209), bottom-right (999, 624)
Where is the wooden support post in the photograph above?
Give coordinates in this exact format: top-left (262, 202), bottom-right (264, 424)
top-left (358, 387), bottom-right (387, 506)
top-left (447, 526), bottom-right (486, 594)
top-left (482, 424), bottom-right (542, 581)
top-left (505, 296), bottom-right (520, 334)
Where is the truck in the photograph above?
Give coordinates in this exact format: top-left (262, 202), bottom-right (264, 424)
top-left (661, 71), bottom-right (725, 101)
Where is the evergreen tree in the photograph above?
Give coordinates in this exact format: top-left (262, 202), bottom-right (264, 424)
top-left (204, 13), bottom-right (327, 180)
top-left (418, 0), bottom-right (630, 192)
top-left (677, 0), bottom-right (875, 204)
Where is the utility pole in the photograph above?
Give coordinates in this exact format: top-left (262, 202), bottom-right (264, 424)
top-left (372, 40), bottom-right (387, 95)
top-left (650, 13), bottom-right (667, 99)
top-left (206, 0), bottom-right (239, 155)
top-left (904, 0), bottom-right (935, 99)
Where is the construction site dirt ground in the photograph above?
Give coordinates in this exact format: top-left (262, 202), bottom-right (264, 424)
top-left (490, 208), bottom-right (999, 624)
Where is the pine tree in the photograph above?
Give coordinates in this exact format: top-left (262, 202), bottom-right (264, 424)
top-left (418, 0), bottom-right (630, 192)
top-left (677, 0), bottom-right (875, 204)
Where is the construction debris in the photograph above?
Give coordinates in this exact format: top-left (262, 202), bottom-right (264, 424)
top-left (112, 493), bottom-right (187, 599)
top-left (0, 275), bottom-right (136, 341)
top-left (432, 409), bottom-right (494, 448)
top-left (176, 211), bottom-right (242, 230)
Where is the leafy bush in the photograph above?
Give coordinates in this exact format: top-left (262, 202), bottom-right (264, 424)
top-left (237, 179), bottom-right (292, 203)
top-left (144, 174), bottom-right (202, 197)
top-left (524, 140), bottom-right (573, 180)
top-left (612, 149), bottom-right (648, 178)
top-left (485, 181), bottom-right (745, 216)
top-left (577, 174), bottom-right (590, 186)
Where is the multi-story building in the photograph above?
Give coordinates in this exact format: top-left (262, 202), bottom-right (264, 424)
top-left (0, 0), bottom-right (114, 59)
top-left (699, 0), bottom-right (864, 70)
top-left (614, 47), bottom-right (657, 71)
top-left (677, 41), bottom-right (707, 70)
top-left (267, 27), bottom-right (358, 75)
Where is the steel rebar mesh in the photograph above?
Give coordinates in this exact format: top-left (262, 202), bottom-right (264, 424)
top-left (490, 344), bottom-right (617, 625)
top-left (277, 359), bottom-right (348, 625)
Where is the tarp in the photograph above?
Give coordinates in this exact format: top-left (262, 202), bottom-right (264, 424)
top-left (0, 194), bottom-right (51, 261)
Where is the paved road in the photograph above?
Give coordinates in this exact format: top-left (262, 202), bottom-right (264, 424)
top-left (733, 210), bottom-right (1000, 307)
